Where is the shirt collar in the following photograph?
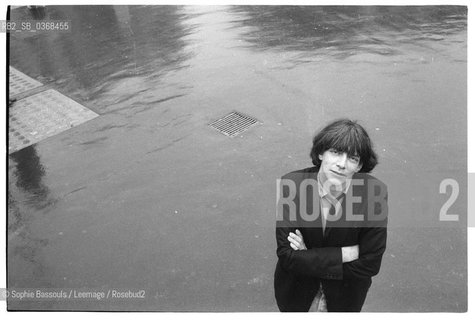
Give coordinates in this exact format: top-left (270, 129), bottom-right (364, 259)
top-left (317, 170), bottom-right (352, 198)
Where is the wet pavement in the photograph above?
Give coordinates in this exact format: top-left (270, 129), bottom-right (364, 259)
top-left (7, 5), bottom-right (467, 311)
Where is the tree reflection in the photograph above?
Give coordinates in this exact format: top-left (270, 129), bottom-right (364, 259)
top-left (9, 146), bottom-right (54, 211)
top-left (8, 146), bottom-right (54, 292)
top-left (9, 5), bottom-right (194, 99)
top-left (229, 6), bottom-right (467, 57)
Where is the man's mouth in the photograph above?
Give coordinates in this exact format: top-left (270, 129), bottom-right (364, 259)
top-left (330, 170), bottom-right (346, 177)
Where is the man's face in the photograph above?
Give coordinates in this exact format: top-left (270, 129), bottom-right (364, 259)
top-left (318, 148), bottom-right (362, 188)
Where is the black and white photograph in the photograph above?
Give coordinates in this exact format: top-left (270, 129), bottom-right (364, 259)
top-left (3, 1), bottom-right (469, 314)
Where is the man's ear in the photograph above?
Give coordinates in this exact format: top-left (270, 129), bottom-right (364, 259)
top-left (356, 163), bottom-right (363, 172)
top-left (318, 154), bottom-right (323, 160)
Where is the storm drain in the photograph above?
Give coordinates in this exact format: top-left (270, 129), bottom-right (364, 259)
top-left (9, 67), bottom-right (44, 97)
top-left (209, 111), bottom-right (262, 137)
top-left (9, 89), bottom-right (99, 154)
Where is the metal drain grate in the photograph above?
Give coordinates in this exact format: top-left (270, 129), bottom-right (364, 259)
top-left (9, 67), bottom-right (44, 96)
top-left (9, 89), bottom-right (99, 154)
top-left (209, 111), bottom-right (261, 137)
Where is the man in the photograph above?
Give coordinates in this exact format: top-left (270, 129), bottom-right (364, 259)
top-left (274, 119), bottom-right (388, 312)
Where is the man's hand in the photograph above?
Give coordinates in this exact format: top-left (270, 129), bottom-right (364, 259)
top-left (288, 229), bottom-right (307, 250)
top-left (341, 245), bottom-right (359, 263)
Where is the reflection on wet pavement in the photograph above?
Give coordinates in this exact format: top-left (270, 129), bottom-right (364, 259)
top-left (230, 6), bottom-right (467, 52)
top-left (8, 146), bottom-right (56, 306)
top-left (8, 5), bottom-right (467, 311)
top-left (10, 6), bottom-right (194, 109)
top-left (9, 147), bottom-right (55, 211)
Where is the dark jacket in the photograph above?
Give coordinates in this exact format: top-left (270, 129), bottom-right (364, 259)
top-left (274, 166), bottom-right (388, 312)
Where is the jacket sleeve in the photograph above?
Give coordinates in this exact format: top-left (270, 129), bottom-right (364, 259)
top-left (342, 184), bottom-right (388, 279)
top-left (342, 225), bottom-right (387, 278)
top-left (276, 224), bottom-right (343, 279)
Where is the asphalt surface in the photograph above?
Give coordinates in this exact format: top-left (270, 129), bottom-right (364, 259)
top-left (7, 5), bottom-right (467, 311)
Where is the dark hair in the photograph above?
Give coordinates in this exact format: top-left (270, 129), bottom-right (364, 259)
top-left (310, 119), bottom-right (378, 173)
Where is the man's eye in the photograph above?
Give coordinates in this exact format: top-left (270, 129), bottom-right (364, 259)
top-left (350, 156), bottom-right (360, 162)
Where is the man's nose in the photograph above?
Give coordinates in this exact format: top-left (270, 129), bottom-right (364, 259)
top-left (336, 153), bottom-right (347, 168)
